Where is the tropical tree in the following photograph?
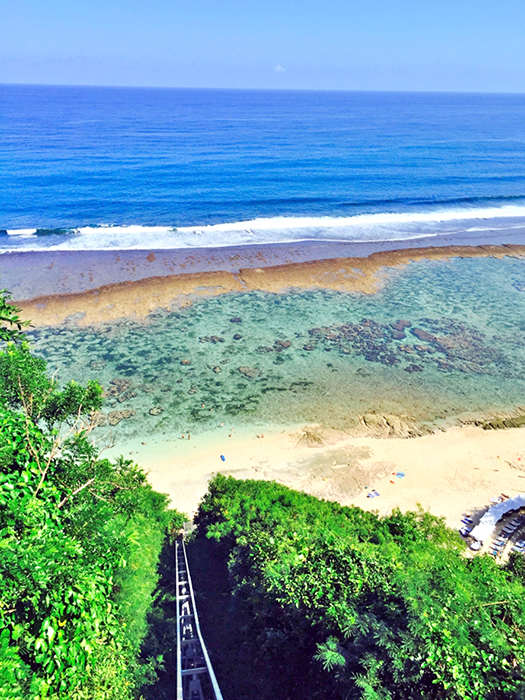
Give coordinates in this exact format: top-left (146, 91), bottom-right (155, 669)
top-left (196, 475), bottom-right (525, 699)
top-left (0, 289), bottom-right (29, 343)
top-left (0, 301), bottom-right (178, 698)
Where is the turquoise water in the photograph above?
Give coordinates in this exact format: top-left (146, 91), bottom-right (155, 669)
top-left (28, 257), bottom-right (525, 441)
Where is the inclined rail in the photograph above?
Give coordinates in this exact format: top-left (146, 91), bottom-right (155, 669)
top-left (175, 539), bottom-right (224, 700)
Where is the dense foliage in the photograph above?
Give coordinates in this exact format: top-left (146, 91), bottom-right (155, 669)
top-left (0, 341), bottom-right (103, 425)
top-left (0, 289), bottom-right (30, 343)
top-left (0, 292), bottom-right (180, 699)
top-left (196, 475), bottom-right (525, 700)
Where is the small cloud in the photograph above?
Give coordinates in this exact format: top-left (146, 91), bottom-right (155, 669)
top-left (274, 65), bottom-right (285, 73)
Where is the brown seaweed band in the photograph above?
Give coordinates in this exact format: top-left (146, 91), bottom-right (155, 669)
top-left (18, 244), bottom-right (525, 327)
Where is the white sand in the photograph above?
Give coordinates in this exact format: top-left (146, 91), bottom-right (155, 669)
top-left (106, 424), bottom-right (525, 528)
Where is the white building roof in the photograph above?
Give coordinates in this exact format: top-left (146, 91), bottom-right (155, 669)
top-left (470, 493), bottom-right (525, 542)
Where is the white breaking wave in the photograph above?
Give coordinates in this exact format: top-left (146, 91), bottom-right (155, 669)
top-left (6, 229), bottom-right (39, 236)
top-left (177, 205), bottom-right (525, 231)
top-left (3, 205), bottom-right (525, 252)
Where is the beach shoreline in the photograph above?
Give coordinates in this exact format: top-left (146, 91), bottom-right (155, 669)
top-left (105, 421), bottom-right (525, 526)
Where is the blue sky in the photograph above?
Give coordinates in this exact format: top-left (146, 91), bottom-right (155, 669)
top-left (1, 0), bottom-right (525, 91)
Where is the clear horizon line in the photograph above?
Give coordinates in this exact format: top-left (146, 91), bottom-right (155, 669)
top-left (1, 81), bottom-right (525, 97)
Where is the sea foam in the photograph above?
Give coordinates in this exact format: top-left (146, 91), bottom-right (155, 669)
top-left (3, 205), bottom-right (525, 253)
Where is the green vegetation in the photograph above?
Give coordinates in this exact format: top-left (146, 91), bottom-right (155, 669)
top-left (196, 475), bottom-right (525, 699)
top-left (0, 292), bottom-right (181, 699)
top-left (0, 341), bottom-right (103, 424)
top-left (4, 288), bottom-right (525, 699)
top-left (0, 289), bottom-right (30, 343)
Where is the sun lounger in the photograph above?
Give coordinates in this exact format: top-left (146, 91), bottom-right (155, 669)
top-left (366, 489), bottom-right (381, 498)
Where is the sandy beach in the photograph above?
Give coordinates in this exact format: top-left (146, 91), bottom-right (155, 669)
top-left (106, 422), bottom-right (525, 529)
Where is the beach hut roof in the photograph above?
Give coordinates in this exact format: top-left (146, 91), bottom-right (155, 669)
top-left (470, 493), bottom-right (525, 542)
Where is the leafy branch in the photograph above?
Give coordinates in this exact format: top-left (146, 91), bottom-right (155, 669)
top-left (0, 288), bottom-right (30, 343)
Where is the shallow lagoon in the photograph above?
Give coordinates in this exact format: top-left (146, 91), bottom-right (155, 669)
top-left (28, 256), bottom-right (525, 441)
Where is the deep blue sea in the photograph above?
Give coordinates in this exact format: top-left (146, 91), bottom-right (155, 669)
top-left (1, 84), bottom-right (525, 252)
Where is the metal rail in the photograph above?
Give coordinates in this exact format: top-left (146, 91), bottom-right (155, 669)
top-left (175, 539), bottom-right (224, 700)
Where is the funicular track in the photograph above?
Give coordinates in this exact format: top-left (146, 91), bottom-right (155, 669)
top-left (175, 539), bottom-right (224, 700)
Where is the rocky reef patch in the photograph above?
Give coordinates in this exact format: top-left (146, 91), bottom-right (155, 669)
top-left (25, 257), bottom-right (525, 442)
top-left (307, 316), bottom-right (508, 376)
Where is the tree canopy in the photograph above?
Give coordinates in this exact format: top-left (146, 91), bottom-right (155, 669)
top-left (0, 290), bottom-right (30, 343)
top-left (196, 475), bottom-right (525, 700)
top-left (0, 296), bottom-right (179, 699)
top-left (4, 287), bottom-right (525, 699)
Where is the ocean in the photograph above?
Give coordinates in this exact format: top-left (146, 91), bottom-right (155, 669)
top-left (2, 84), bottom-right (525, 251)
top-left (3, 84), bottom-right (525, 446)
